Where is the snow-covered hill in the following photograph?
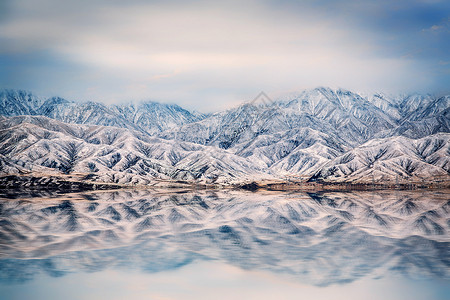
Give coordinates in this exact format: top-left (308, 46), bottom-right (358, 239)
top-left (311, 134), bottom-right (450, 183)
top-left (0, 90), bottom-right (44, 116)
top-left (111, 102), bottom-right (205, 134)
top-left (0, 90), bottom-right (205, 134)
top-left (0, 87), bottom-right (448, 184)
top-left (160, 87), bottom-right (396, 148)
top-left (0, 115), bottom-right (265, 184)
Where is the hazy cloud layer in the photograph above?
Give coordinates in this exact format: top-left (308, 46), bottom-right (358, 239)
top-left (1, 0), bottom-right (449, 111)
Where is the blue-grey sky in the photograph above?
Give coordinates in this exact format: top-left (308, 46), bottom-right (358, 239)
top-left (0, 0), bottom-right (449, 111)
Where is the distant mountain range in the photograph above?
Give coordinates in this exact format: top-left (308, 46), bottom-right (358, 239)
top-left (0, 87), bottom-right (449, 184)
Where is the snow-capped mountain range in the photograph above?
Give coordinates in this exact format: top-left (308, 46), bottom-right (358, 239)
top-left (0, 87), bottom-right (448, 184)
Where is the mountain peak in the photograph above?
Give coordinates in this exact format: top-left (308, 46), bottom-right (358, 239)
top-left (0, 89), bottom-right (44, 116)
top-left (0, 87), bottom-right (448, 184)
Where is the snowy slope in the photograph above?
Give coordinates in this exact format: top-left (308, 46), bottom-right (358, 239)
top-left (0, 115), bottom-right (265, 184)
top-left (0, 90), bottom-right (44, 116)
top-left (0, 90), bottom-right (204, 134)
top-left (377, 108), bottom-right (450, 139)
top-left (311, 134), bottom-right (450, 183)
top-left (38, 99), bottom-right (141, 132)
top-left (0, 87), bottom-right (448, 183)
top-left (281, 87), bottom-right (398, 144)
top-left (111, 101), bottom-right (205, 134)
top-left (159, 87), bottom-right (400, 148)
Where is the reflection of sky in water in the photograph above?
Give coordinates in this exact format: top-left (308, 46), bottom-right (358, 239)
top-left (0, 190), bottom-right (449, 299)
top-left (1, 262), bottom-right (449, 300)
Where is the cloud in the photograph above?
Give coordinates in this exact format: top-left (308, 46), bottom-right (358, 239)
top-left (150, 70), bottom-right (182, 81)
top-left (0, 0), bottom-right (449, 111)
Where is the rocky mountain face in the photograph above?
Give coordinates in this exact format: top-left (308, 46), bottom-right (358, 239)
top-left (0, 87), bottom-right (448, 184)
top-left (0, 90), bottom-right (44, 116)
top-left (311, 134), bottom-right (450, 183)
top-left (0, 115), bottom-right (264, 184)
top-left (0, 89), bottom-right (205, 134)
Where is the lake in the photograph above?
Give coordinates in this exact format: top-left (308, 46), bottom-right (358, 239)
top-left (0, 189), bottom-right (449, 299)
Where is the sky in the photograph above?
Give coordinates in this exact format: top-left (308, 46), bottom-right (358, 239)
top-left (0, 0), bottom-right (449, 112)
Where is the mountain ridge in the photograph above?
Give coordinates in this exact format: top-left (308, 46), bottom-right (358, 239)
top-left (0, 87), bottom-right (449, 185)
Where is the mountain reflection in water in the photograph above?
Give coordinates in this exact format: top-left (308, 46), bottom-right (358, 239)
top-left (0, 190), bottom-right (448, 287)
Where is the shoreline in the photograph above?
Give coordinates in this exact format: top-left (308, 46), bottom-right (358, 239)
top-left (1, 174), bottom-right (449, 198)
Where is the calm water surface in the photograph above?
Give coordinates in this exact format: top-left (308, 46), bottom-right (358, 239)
top-left (0, 190), bottom-right (449, 299)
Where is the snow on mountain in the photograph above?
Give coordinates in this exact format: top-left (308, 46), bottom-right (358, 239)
top-left (408, 95), bottom-right (450, 121)
top-left (0, 90), bottom-right (204, 134)
top-left (281, 87), bottom-right (399, 145)
top-left (377, 108), bottom-right (450, 139)
top-left (38, 99), bottom-right (142, 132)
top-left (396, 94), bottom-right (436, 119)
top-left (0, 115), bottom-right (265, 184)
top-left (311, 134), bottom-right (450, 183)
top-left (0, 90), bottom-right (44, 116)
top-left (110, 101), bottom-right (205, 135)
top-left (160, 87), bottom-right (401, 149)
top-left (157, 87), bottom-right (427, 179)
top-left (0, 87), bottom-right (448, 183)
top-left (364, 93), bottom-right (403, 120)
top-left (235, 127), bottom-right (349, 175)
